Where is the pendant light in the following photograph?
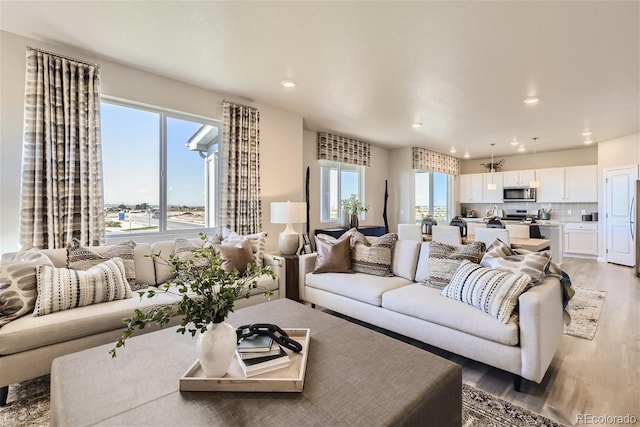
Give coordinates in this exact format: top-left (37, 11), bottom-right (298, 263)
top-left (487, 143), bottom-right (497, 190)
top-left (530, 137), bottom-right (540, 188)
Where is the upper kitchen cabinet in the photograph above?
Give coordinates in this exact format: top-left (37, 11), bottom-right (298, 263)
top-left (503, 169), bottom-right (535, 188)
top-left (537, 165), bottom-right (597, 203)
top-left (459, 173), bottom-right (484, 203)
top-left (483, 172), bottom-right (504, 203)
top-left (460, 172), bottom-right (503, 203)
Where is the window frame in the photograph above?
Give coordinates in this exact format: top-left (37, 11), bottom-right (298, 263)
top-left (413, 170), bottom-right (455, 223)
top-left (101, 96), bottom-right (221, 240)
top-left (319, 160), bottom-right (366, 223)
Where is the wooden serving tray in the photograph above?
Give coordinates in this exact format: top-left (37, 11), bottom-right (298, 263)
top-left (179, 328), bottom-right (310, 392)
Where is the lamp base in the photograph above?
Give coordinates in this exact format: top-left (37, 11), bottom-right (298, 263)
top-left (279, 231), bottom-right (300, 255)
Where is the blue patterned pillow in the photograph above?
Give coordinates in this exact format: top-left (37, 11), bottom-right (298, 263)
top-left (441, 260), bottom-right (532, 323)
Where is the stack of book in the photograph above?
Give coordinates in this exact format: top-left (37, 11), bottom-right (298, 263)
top-left (236, 335), bottom-right (291, 377)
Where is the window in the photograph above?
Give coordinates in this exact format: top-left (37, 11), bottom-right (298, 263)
top-left (319, 160), bottom-right (365, 223)
top-left (414, 171), bottom-right (454, 223)
top-left (101, 99), bottom-right (221, 236)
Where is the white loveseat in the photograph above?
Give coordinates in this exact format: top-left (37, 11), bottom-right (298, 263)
top-left (0, 237), bottom-right (284, 404)
top-left (298, 239), bottom-right (564, 390)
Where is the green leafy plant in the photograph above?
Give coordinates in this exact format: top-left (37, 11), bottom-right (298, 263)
top-left (340, 194), bottom-right (369, 214)
top-left (109, 233), bottom-right (277, 357)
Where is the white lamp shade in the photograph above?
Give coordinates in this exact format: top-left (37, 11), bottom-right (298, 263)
top-left (270, 202), bottom-right (307, 224)
top-left (487, 182), bottom-right (497, 190)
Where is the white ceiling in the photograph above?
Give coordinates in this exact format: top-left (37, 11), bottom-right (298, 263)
top-left (1, 1), bottom-right (638, 159)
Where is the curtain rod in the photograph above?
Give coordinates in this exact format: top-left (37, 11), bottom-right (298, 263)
top-left (222, 99), bottom-right (257, 111)
top-left (26, 46), bottom-right (100, 69)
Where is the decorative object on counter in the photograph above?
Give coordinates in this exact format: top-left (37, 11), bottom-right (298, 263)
top-left (540, 208), bottom-right (551, 220)
top-left (529, 137), bottom-right (540, 188)
top-left (591, 212), bottom-right (598, 221)
top-left (271, 201), bottom-right (307, 255)
top-left (465, 209), bottom-right (476, 218)
top-left (486, 143), bottom-right (498, 189)
top-left (109, 233), bottom-right (277, 379)
top-left (340, 194), bottom-right (369, 229)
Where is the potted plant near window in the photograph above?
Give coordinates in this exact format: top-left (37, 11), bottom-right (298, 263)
top-left (340, 194), bottom-right (369, 229)
top-left (109, 233), bottom-right (277, 378)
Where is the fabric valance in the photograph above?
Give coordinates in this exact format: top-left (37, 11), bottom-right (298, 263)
top-left (318, 132), bottom-right (370, 167)
top-left (412, 147), bottom-right (459, 176)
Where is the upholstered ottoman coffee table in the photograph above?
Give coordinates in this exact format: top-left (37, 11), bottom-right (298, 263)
top-left (50, 299), bottom-right (461, 426)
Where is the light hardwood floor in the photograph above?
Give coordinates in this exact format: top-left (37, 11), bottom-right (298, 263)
top-left (325, 258), bottom-right (639, 426)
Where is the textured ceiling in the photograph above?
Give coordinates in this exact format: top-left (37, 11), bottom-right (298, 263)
top-left (1, 1), bottom-right (638, 159)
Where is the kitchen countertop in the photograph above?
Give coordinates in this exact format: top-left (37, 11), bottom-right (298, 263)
top-left (458, 218), bottom-right (599, 227)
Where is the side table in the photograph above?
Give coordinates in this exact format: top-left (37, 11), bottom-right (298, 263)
top-left (280, 254), bottom-right (301, 302)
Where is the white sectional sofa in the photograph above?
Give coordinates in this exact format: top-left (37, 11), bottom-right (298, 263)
top-left (298, 239), bottom-right (564, 390)
top-left (0, 237), bottom-right (284, 405)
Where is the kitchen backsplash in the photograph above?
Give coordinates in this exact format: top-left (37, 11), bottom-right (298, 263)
top-left (460, 202), bottom-right (599, 222)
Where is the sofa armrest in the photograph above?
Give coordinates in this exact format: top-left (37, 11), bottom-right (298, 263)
top-left (263, 254), bottom-right (285, 298)
top-left (518, 276), bottom-right (564, 383)
top-left (298, 253), bottom-right (317, 302)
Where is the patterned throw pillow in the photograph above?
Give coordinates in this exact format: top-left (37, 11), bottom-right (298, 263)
top-left (425, 241), bottom-right (485, 290)
top-left (480, 239), bottom-right (551, 284)
top-left (67, 239), bottom-right (141, 290)
top-left (0, 251), bottom-right (53, 327)
top-left (173, 238), bottom-right (209, 269)
top-left (34, 258), bottom-right (132, 316)
top-left (441, 260), bottom-right (532, 323)
top-left (350, 232), bottom-right (397, 277)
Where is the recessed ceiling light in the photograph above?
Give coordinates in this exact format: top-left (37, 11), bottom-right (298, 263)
top-left (450, 147), bottom-right (457, 154)
top-left (463, 152), bottom-right (470, 159)
top-left (584, 139), bottom-right (593, 145)
top-left (523, 96), bottom-right (540, 105)
top-left (412, 122), bottom-right (422, 128)
top-left (518, 145), bottom-right (526, 152)
top-left (510, 139), bottom-right (519, 146)
top-left (582, 131), bottom-right (592, 137)
top-left (280, 80), bottom-right (296, 88)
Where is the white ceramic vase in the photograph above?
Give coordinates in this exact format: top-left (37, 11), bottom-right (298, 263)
top-left (196, 321), bottom-right (237, 378)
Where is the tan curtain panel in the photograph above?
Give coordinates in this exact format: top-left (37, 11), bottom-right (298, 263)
top-left (317, 132), bottom-right (370, 167)
top-left (220, 101), bottom-right (262, 235)
top-left (412, 147), bottom-right (459, 175)
top-left (20, 48), bottom-right (104, 249)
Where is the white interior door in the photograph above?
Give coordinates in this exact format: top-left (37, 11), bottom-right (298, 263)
top-left (605, 166), bottom-right (638, 266)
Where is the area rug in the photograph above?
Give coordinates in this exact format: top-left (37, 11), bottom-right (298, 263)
top-left (564, 286), bottom-right (606, 340)
top-left (1, 376), bottom-right (565, 426)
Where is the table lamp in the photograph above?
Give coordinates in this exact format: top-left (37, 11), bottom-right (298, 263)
top-left (271, 201), bottom-right (307, 255)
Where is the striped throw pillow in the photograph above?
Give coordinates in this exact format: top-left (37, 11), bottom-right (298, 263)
top-left (480, 238), bottom-right (551, 284)
top-left (34, 258), bottom-right (132, 316)
top-left (67, 239), bottom-right (139, 289)
top-left (425, 241), bottom-right (485, 290)
top-left (350, 232), bottom-right (397, 277)
top-left (441, 260), bottom-right (532, 323)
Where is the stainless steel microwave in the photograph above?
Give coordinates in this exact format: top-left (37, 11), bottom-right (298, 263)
top-left (503, 187), bottom-right (536, 202)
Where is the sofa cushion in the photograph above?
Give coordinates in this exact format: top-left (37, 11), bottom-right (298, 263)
top-left (392, 240), bottom-right (421, 281)
top-left (313, 237), bottom-right (353, 274)
top-left (351, 232), bottom-right (397, 277)
top-left (0, 251), bottom-right (53, 327)
top-left (414, 242), bottom-right (431, 283)
top-left (0, 288), bottom-right (181, 355)
top-left (441, 260), bottom-right (532, 323)
top-left (480, 239), bottom-right (551, 284)
top-left (305, 272), bottom-right (412, 306)
top-left (425, 241), bottom-right (484, 290)
top-left (67, 239), bottom-right (140, 290)
top-left (381, 283), bottom-right (519, 345)
top-left (34, 258), bottom-right (133, 317)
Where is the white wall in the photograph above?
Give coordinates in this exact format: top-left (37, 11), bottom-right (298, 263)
top-left (0, 30), bottom-right (304, 253)
top-left (302, 130), bottom-right (390, 239)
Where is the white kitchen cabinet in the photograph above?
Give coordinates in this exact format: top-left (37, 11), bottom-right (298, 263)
top-left (537, 165), bottom-right (597, 203)
top-left (503, 170), bottom-right (534, 187)
top-left (482, 172), bottom-right (504, 203)
top-left (564, 222), bottom-right (597, 256)
top-left (459, 173), bottom-right (484, 203)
